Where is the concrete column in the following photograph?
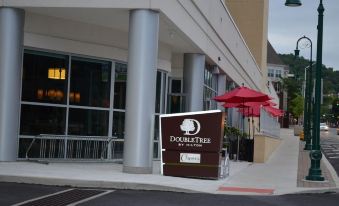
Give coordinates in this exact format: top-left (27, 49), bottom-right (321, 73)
top-left (0, 8), bottom-right (25, 161)
top-left (123, 9), bottom-right (159, 174)
top-left (183, 53), bottom-right (205, 112)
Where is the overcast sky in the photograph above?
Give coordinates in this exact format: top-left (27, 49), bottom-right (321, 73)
top-left (268, 0), bottom-right (339, 70)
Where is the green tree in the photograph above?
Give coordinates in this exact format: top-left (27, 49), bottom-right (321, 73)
top-left (290, 95), bottom-right (304, 123)
top-left (279, 53), bottom-right (339, 118)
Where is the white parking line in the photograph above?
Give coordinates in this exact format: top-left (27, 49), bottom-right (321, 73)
top-left (13, 189), bottom-right (114, 206)
top-left (13, 189), bottom-right (74, 206)
top-left (69, 190), bottom-right (113, 206)
top-left (329, 156), bottom-right (339, 159)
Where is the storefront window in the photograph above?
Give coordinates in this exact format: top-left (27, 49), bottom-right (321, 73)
top-left (70, 57), bottom-right (111, 108)
top-left (20, 104), bottom-right (66, 135)
top-left (22, 50), bottom-right (69, 104)
top-left (68, 108), bottom-right (109, 136)
top-left (19, 49), bottom-right (167, 160)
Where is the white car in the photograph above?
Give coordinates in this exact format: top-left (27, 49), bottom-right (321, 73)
top-left (320, 123), bottom-right (329, 131)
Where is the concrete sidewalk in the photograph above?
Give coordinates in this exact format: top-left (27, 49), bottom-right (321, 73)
top-left (0, 129), bottom-right (338, 196)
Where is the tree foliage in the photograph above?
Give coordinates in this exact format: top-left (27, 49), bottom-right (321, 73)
top-left (290, 95), bottom-right (304, 121)
top-left (279, 53), bottom-right (339, 95)
top-left (279, 53), bottom-right (339, 118)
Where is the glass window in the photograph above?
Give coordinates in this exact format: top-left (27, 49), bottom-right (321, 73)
top-left (154, 115), bottom-right (159, 140)
top-left (171, 79), bottom-right (181, 93)
top-left (114, 63), bottom-right (127, 109)
top-left (68, 108), bottom-right (109, 136)
top-left (20, 104), bottom-right (66, 135)
top-left (155, 72), bottom-right (161, 113)
top-left (70, 57), bottom-right (111, 108)
top-left (276, 70), bottom-right (282, 78)
top-left (167, 79), bottom-right (184, 113)
top-left (155, 71), bottom-right (167, 114)
top-left (268, 69), bottom-right (274, 77)
top-left (203, 68), bottom-right (218, 110)
top-left (22, 50), bottom-right (69, 104)
top-left (112, 111), bottom-right (125, 139)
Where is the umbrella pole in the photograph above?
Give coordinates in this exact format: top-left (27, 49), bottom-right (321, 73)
top-left (252, 108), bottom-right (255, 139)
top-left (248, 107), bottom-right (250, 139)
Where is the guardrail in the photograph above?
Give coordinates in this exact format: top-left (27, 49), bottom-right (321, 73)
top-left (260, 108), bottom-right (281, 138)
top-left (25, 134), bottom-right (119, 161)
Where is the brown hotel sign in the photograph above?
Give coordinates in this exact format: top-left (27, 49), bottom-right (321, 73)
top-left (160, 110), bottom-right (224, 179)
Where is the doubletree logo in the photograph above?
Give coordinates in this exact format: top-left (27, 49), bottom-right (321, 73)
top-left (180, 119), bottom-right (201, 135)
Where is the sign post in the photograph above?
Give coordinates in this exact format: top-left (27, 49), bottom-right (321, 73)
top-left (160, 110), bottom-right (225, 179)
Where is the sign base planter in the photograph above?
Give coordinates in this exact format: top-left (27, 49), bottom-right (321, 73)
top-left (160, 110), bottom-right (225, 180)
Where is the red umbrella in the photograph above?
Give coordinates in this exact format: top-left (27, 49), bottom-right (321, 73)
top-left (222, 102), bottom-right (247, 108)
top-left (214, 86), bottom-right (271, 103)
top-left (238, 107), bottom-right (260, 117)
top-left (264, 106), bottom-right (284, 117)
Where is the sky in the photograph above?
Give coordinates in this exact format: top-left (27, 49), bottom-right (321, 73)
top-left (268, 0), bottom-right (339, 70)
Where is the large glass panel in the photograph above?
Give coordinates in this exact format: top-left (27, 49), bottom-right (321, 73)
top-left (68, 108), bottom-right (109, 136)
top-left (22, 50), bottom-right (69, 104)
top-left (167, 79), bottom-right (184, 113)
top-left (153, 142), bottom-right (159, 159)
top-left (154, 115), bottom-right (159, 140)
top-left (70, 57), bottom-right (111, 108)
top-left (114, 63), bottom-right (127, 109)
top-left (20, 104), bottom-right (66, 135)
top-left (112, 111), bottom-right (125, 139)
top-left (155, 71), bottom-right (161, 113)
top-left (171, 80), bottom-right (181, 93)
top-left (203, 67), bottom-right (218, 111)
top-left (161, 73), bottom-right (167, 113)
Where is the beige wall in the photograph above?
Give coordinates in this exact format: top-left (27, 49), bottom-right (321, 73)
top-left (253, 134), bottom-right (281, 163)
top-left (225, 0), bottom-right (268, 91)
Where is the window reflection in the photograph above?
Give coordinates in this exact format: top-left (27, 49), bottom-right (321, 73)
top-left (114, 63), bottom-right (127, 109)
top-left (203, 67), bottom-right (218, 110)
top-left (70, 57), bottom-right (111, 108)
top-left (20, 105), bottom-right (66, 135)
top-left (155, 72), bottom-right (161, 113)
top-left (22, 50), bottom-right (68, 104)
top-left (113, 111), bottom-right (125, 139)
top-left (68, 108), bottom-right (109, 136)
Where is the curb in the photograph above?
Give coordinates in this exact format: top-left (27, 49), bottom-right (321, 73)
top-left (0, 175), bottom-right (197, 194)
top-left (321, 153), bottom-right (339, 187)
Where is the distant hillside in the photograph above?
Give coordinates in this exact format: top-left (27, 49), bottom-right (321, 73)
top-left (279, 53), bottom-right (339, 95)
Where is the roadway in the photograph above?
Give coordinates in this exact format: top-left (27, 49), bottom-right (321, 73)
top-left (320, 127), bottom-right (339, 175)
top-left (0, 182), bottom-right (338, 206)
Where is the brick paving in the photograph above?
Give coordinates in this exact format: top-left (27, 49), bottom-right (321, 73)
top-left (297, 142), bottom-right (336, 188)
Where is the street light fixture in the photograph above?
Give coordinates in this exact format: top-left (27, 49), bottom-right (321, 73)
top-left (295, 36), bottom-right (313, 151)
top-left (285, 0), bottom-right (302, 7)
top-left (285, 0), bottom-right (325, 181)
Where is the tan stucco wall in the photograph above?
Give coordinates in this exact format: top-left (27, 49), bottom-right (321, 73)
top-left (225, 0), bottom-right (268, 91)
top-left (253, 134), bottom-right (281, 163)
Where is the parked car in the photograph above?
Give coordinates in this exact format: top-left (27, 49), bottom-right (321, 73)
top-left (320, 123), bottom-right (329, 131)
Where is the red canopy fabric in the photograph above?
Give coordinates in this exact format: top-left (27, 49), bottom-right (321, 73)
top-left (264, 106), bottom-right (284, 117)
top-left (243, 101), bottom-right (276, 107)
top-left (222, 102), bottom-right (247, 108)
top-left (214, 86), bottom-right (270, 103)
top-left (238, 107), bottom-right (260, 117)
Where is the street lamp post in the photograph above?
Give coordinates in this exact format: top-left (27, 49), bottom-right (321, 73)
top-left (285, 0), bottom-right (325, 181)
top-left (295, 36), bottom-right (313, 151)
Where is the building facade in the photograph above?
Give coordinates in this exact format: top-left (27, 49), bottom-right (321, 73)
top-left (267, 41), bottom-right (289, 127)
top-left (0, 0), bottom-right (266, 173)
